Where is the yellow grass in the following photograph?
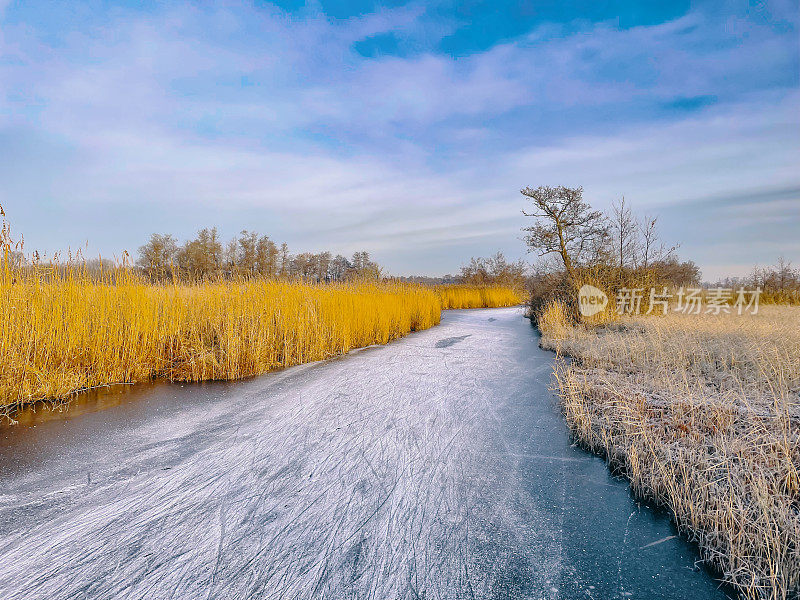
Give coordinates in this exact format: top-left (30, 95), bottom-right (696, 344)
top-left (540, 302), bottom-right (800, 599)
top-left (436, 284), bottom-right (525, 309)
top-left (0, 266), bottom-right (442, 417)
top-left (0, 255), bottom-right (525, 418)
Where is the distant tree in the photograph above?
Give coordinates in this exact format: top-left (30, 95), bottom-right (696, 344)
top-left (770, 256), bottom-right (797, 292)
top-left (460, 252), bottom-right (527, 289)
top-left (350, 251), bottom-right (368, 271)
top-left (137, 233), bottom-right (178, 278)
top-left (749, 257), bottom-right (800, 299)
top-left (651, 257), bottom-right (701, 287)
top-left (460, 257), bottom-right (490, 285)
top-left (521, 185), bottom-right (609, 281)
top-left (610, 197), bottom-right (638, 272)
top-left (223, 238), bottom-right (238, 274)
top-left (238, 230), bottom-right (259, 273)
top-left (638, 214), bottom-right (676, 270)
top-left (315, 251), bottom-right (332, 282)
top-left (292, 252), bottom-right (316, 279)
top-left (330, 254), bottom-right (350, 281)
top-left (279, 242), bottom-right (290, 277)
top-left (134, 230), bottom-right (387, 284)
top-left (255, 236), bottom-right (279, 277)
top-left (180, 228), bottom-right (223, 279)
top-left (347, 251), bottom-right (380, 280)
top-left (83, 257), bottom-right (117, 276)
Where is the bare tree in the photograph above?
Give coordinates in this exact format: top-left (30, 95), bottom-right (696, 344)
top-left (292, 252), bottom-right (315, 279)
top-left (279, 243), bottom-right (290, 277)
top-left (460, 252), bottom-right (527, 289)
top-left (135, 229), bottom-right (385, 284)
top-left (651, 256), bottom-right (701, 287)
top-left (638, 214), bottom-right (676, 270)
top-left (315, 251), bottom-right (332, 282)
top-left (351, 251), bottom-right (369, 271)
top-left (137, 233), bottom-right (178, 278)
top-left (611, 197), bottom-right (638, 272)
top-left (223, 238), bottom-right (238, 274)
top-left (330, 255), bottom-right (350, 281)
top-left (773, 256), bottom-right (795, 291)
top-left (238, 230), bottom-right (259, 273)
top-left (255, 235), bottom-right (278, 277)
top-left (521, 185), bottom-right (609, 281)
top-left (346, 251), bottom-right (380, 280)
top-left (179, 228), bottom-right (223, 279)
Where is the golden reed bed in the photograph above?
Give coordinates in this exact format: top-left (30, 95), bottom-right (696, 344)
top-left (0, 264), bottom-right (522, 416)
top-left (436, 284), bottom-right (524, 309)
top-left (539, 302), bottom-right (800, 600)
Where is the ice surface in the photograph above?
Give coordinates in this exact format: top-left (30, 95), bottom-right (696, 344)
top-left (0, 308), bottom-right (729, 599)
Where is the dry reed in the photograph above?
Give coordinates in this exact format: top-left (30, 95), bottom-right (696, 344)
top-left (540, 303), bottom-right (800, 599)
top-left (436, 284), bottom-right (524, 309)
top-left (0, 264), bottom-right (444, 417)
top-left (0, 258), bottom-right (524, 419)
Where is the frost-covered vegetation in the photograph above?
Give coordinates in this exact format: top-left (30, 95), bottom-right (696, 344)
top-left (539, 302), bottom-right (800, 599)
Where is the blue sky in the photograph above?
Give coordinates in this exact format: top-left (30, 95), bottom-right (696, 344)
top-left (0, 0), bottom-right (798, 278)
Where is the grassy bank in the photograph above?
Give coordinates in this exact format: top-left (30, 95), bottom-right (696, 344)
top-left (0, 268), bottom-right (442, 417)
top-left (539, 303), bottom-right (800, 599)
top-left (436, 284), bottom-right (524, 309)
top-left (0, 263), bottom-right (524, 417)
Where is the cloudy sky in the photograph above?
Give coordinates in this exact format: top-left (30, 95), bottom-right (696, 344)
top-left (0, 0), bottom-right (798, 278)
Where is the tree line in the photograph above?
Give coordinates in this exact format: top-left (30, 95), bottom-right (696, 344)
top-left (458, 252), bottom-right (528, 290)
top-left (713, 256), bottom-right (800, 304)
top-left (521, 185), bottom-right (700, 313)
top-left (521, 186), bottom-right (699, 284)
top-left (520, 184), bottom-right (799, 310)
top-left (137, 228), bottom-right (380, 282)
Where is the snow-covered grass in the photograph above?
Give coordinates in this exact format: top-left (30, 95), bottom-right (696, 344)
top-left (540, 304), bottom-right (800, 599)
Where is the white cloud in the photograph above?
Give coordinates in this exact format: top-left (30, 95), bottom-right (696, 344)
top-left (0, 2), bottom-right (797, 276)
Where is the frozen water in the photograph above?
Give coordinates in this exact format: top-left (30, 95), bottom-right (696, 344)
top-left (0, 308), bottom-right (731, 599)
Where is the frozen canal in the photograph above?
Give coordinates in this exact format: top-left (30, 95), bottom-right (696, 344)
top-left (0, 307), bottom-right (730, 599)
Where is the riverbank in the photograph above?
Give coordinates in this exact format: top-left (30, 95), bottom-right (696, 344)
top-left (0, 276), bottom-right (440, 419)
top-left (0, 266), bottom-right (525, 419)
top-left (539, 303), bottom-right (800, 599)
